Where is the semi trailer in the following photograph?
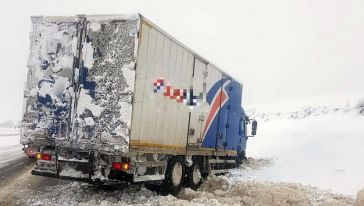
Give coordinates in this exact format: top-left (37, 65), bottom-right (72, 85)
top-left (21, 14), bottom-right (257, 195)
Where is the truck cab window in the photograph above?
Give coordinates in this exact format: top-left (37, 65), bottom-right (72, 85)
top-left (239, 117), bottom-right (245, 135)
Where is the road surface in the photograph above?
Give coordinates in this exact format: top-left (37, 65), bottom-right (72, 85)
top-left (0, 156), bottom-right (70, 205)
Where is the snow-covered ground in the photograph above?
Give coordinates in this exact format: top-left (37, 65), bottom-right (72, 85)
top-left (245, 91), bottom-right (364, 196)
top-left (245, 112), bottom-right (364, 196)
top-left (21, 159), bottom-right (355, 206)
top-left (0, 127), bottom-right (23, 167)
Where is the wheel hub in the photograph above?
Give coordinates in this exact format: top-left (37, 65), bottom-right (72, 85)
top-left (171, 162), bottom-right (183, 187)
top-left (192, 164), bottom-right (201, 185)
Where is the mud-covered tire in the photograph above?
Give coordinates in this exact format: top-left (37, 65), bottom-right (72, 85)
top-left (236, 150), bottom-right (247, 167)
top-left (236, 156), bottom-right (242, 167)
top-left (186, 158), bottom-right (203, 190)
top-left (162, 156), bottom-right (185, 196)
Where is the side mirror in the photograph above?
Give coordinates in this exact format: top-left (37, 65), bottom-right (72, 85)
top-left (251, 120), bottom-right (257, 136)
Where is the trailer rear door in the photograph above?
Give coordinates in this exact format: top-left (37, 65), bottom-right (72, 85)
top-left (22, 16), bottom-right (79, 143)
top-left (71, 16), bottom-right (139, 152)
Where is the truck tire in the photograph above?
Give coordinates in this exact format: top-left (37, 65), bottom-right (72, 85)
top-left (162, 156), bottom-right (185, 196)
top-left (236, 150), bottom-right (247, 167)
top-left (186, 158), bottom-right (203, 190)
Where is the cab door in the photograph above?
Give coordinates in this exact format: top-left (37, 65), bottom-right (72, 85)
top-left (214, 75), bottom-right (231, 151)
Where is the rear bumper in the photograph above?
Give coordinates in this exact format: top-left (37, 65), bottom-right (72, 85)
top-left (31, 168), bottom-right (133, 184)
top-left (31, 169), bottom-right (57, 178)
top-left (31, 157), bottom-right (133, 184)
top-left (31, 169), bottom-right (93, 182)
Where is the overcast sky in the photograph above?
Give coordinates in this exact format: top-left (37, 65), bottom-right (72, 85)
top-left (0, 0), bottom-right (364, 122)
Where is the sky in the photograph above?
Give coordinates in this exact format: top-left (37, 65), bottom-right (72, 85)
top-left (0, 0), bottom-right (364, 122)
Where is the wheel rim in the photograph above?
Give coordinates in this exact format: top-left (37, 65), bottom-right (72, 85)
top-left (192, 164), bottom-right (201, 185)
top-left (172, 162), bottom-right (183, 187)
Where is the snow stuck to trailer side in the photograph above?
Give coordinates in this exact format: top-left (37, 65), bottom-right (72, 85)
top-left (71, 16), bottom-right (139, 152)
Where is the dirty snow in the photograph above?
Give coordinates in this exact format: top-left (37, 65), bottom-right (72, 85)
top-left (59, 166), bottom-right (88, 179)
top-left (23, 159), bottom-right (356, 206)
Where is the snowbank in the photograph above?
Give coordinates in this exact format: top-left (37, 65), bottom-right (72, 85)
top-left (356, 188), bottom-right (364, 206)
top-left (24, 160), bottom-right (355, 206)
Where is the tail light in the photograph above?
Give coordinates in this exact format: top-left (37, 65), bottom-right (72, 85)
top-left (35, 153), bottom-right (52, 161)
top-left (112, 162), bottom-right (130, 170)
top-left (25, 148), bottom-right (34, 155)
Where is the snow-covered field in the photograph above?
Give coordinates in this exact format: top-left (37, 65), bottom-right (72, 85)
top-left (245, 112), bottom-right (364, 196)
top-left (245, 91), bottom-right (364, 196)
top-left (0, 127), bottom-right (23, 167)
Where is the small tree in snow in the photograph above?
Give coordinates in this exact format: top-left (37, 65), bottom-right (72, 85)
top-left (356, 99), bottom-right (364, 114)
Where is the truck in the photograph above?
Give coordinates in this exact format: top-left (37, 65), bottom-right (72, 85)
top-left (21, 14), bottom-right (257, 195)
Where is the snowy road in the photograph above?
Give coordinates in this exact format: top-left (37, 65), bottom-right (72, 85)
top-left (0, 128), bottom-right (24, 168)
top-left (0, 158), bottom-right (71, 205)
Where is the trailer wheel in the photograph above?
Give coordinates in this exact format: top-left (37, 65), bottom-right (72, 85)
top-left (186, 158), bottom-right (203, 190)
top-left (162, 156), bottom-right (185, 196)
